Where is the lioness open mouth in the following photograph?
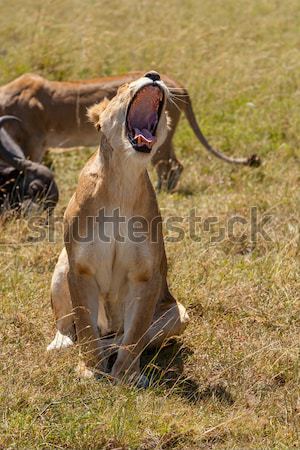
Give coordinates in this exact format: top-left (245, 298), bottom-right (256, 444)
top-left (126, 84), bottom-right (164, 154)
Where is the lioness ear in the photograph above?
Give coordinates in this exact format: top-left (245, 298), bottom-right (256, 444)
top-left (87, 98), bottom-right (110, 131)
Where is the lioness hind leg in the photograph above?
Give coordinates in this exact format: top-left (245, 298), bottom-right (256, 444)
top-left (47, 248), bottom-right (76, 351)
top-left (146, 301), bottom-right (189, 348)
top-left (102, 302), bottom-right (189, 360)
top-left (110, 300), bottom-right (189, 386)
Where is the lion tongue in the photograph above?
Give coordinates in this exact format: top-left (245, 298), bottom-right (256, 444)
top-left (134, 128), bottom-right (157, 147)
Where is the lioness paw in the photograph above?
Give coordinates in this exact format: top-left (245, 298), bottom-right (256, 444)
top-left (47, 330), bottom-right (74, 351)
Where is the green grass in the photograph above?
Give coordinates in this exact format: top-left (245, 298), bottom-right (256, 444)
top-left (1, 0), bottom-right (300, 448)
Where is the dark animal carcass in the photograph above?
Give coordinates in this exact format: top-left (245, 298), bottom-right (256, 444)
top-left (0, 116), bottom-right (58, 215)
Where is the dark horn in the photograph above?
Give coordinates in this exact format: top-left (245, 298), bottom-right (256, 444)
top-left (0, 119), bottom-right (26, 169)
top-left (0, 115), bottom-right (22, 128)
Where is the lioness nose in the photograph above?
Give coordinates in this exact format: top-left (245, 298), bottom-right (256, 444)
top-left (144, 71), bottom-right (161, 82)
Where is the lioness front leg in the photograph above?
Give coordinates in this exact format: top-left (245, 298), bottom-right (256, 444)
top-left (67, 269), bottom-right (106, 375)
top-left (110, 277), bottom-right (160, 384)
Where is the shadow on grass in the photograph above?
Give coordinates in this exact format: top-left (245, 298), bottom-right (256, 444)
top-left (173, 186), bottom-right (194, 197)
top-left (140, 341), bottom-right (234, 405)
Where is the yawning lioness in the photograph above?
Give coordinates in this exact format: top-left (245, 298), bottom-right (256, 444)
top-left (47, 71), bottom-right (189, 385)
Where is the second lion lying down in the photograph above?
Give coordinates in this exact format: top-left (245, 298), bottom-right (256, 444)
top-left (48, 71), bottom-right (189, 385)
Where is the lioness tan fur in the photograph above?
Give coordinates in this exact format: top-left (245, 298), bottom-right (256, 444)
top-left (0, 72), bottom-right (259, 191)
top-left (47, 72), bottom-right (189, 384)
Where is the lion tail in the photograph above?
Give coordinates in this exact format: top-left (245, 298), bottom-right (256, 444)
top-left (170, 87), bottom-right (261, 167)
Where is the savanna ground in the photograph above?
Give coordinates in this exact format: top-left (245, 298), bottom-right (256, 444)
top-left (1, 0), bottom-right (300, 448)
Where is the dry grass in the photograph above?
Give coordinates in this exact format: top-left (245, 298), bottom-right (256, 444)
top-left (1, 0), bottom-right (300, 448)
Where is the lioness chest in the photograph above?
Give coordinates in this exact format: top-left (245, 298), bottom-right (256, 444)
top-left (73, 216), bottom-right (154, 335)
